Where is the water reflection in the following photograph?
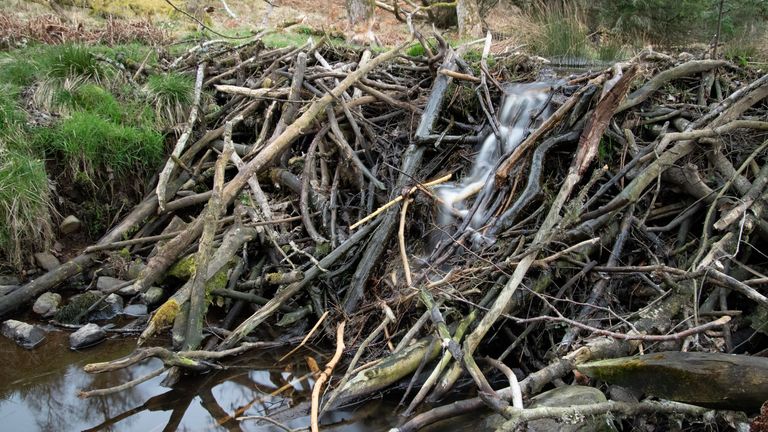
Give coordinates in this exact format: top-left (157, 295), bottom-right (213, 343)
top-left (0, 331), bottom-right (396, 431)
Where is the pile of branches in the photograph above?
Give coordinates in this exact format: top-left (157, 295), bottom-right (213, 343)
top-left (0, 13), bottom-right (168, 49)
top-left (4, 28), bottom-right (768, 430)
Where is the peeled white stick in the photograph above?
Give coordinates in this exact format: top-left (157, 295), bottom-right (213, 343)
top-left (156, 63), bottom-right (206, 212)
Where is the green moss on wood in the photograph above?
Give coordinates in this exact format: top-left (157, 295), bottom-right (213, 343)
top-left (149, 298), bottom-right (180, 328)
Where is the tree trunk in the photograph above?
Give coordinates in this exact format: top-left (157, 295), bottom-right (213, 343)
top-left (457, 0), bottom-right (483, 38)
top-left (423, 0), bottom-right (457, 28)
top-left (346, 0), bottom-right (377, 45)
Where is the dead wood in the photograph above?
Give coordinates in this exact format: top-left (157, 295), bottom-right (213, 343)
top-left (5, 29), bottom-right (757, 432)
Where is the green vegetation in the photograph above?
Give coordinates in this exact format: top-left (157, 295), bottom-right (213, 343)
top-left (145, 72), bottom-right (195, 128)
top-left (507, 0), bottom-right (767, 61)
top-left (0, 43), bottom-right (170, 269)
top-left (590, 0), bottom-right (768, 45)
top-left (531, 3), bottom-right (591, 59)
top-left (44, 45), bottom-right (109, 82)
top-left (36, 111), bottom-right (163, 178)
top-left (0, 146), bottom-right (54, 269)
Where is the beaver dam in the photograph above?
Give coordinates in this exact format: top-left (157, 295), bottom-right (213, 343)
top-left (3, 29), bottom-right (768, 431)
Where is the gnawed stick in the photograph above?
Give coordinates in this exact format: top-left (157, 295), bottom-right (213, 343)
top-left (311, 321), bottom-right (345, 432)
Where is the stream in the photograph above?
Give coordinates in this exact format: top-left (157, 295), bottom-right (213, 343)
top-left (0, 63), bottom-right (603, 432)
top-left (0, 330), bottom-right (400, 431)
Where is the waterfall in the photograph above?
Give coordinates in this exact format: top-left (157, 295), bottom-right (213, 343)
top-left (434, 82), bottom-right (553, 245)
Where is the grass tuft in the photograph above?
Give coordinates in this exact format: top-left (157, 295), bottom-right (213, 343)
top-left (531, 2), bottom-right (591, 59)
top-left (44, 45), bottom-right (108, 82)
top-left (145, 72), bottom-right (195, 129)
top-left (0, 145), bottom-right (54, 268)
top-left (0, 88), bottom-right (24, 134)
top-left (36, 111), bottom-right (163, 178)
top-left (57, 83), bottom-right (123, 123)
top-left (0, 55), bottom-right (39, 87)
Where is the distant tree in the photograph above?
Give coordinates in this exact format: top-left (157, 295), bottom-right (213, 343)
top-left (346, 0), bottom-right (378, 45)
top-left (457, 0), bottom-right (484, 37)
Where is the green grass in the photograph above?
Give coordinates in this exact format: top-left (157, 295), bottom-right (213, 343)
top-left (724, 29), bottom-right (767, 66)
top-left (0, 55), bottom-right (39, 88)
top-left (534, 14), bottom-right (590, 59)
top-left (0, 88), bottom-right (24, 134)
top-left (145, 72), bottom-right (194, 128)
top-left (55, 83), bottom-right (124, 123)
top-left (0, 146), bottom-right (54, 268)
top-left (43, 45), bottom-right (109, 82)
top-left (597, 38), bottom-right (629, 62)
top-left (36, 111), bottom-right (164, 178)
top-left (262, 32), bottom-right (313, 49)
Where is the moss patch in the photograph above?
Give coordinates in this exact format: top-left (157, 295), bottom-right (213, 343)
top-left (54, 292), bottom-right (101, 324)
top-left (149, 298), bottom-right (180, 328)
top-left (168, 254), bottom-right (196, 279)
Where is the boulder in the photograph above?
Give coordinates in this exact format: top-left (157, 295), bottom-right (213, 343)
top-left (96, 276), bottom-right (127, 293)
top-left (123, 304), bottom-right (148, 317)
top-left (141, 286), bottom-right (165, 306)
top-left (88, 293), bottom-right (124, 321)
top-left (32, 292), bottom-right (62, 317)
top-left (59, 215), bottom-right (82, 235)
top-left (69, 323), bottom-right (106, 349)
top-left (126, 260), bottom-right (146, 280)
top-left (1, 319), bottom-right (46, 349)
top-left (33, 252), bottom-right (60, 271)
top-left (482, 386), bottom-right (614, 432)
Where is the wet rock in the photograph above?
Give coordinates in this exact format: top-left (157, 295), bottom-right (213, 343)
top-left (1, 319), bottom-right (46, 349)
top-left (32, 292), bottom-right (62, 318)
top-left (118, 283), bottom-right (139, 296)
top-left (141, 286), bottom-right (165, 306)
top-left (97, 276), bottom-right (127, 293)
top-left (60, 215), bottom-right (82, 235)
top-left (0, 285), bottom-right (20, 296)
top-left (482, 386), bottom-right (613, 432)
top-left (126, 260), bottom-right (146, 280)
top-left (34, 252), bottom-right (60, 271)
top-left (69, 323), bottom-right (106, 349)
top-left (88, 294), bottom-right (124, 321)
top-left (526, 386), bottom-right (613, 432)
top-left (123, 304), bottom-right (148, 317)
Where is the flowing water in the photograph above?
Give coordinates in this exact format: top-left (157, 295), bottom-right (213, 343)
top-left (434, 82), bottom-right (553, 244)
top-left (0, 74), bottom-right (590, 432)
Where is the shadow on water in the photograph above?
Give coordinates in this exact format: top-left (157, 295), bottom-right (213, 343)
top-left (0, 331), bottom-right (398, 431)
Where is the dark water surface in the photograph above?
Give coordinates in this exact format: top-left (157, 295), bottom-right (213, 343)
top-left (0, 330), bottom-right (399, 431)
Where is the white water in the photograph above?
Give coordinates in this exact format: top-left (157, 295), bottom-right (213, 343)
top-left (435, 82), bottom-right (553, 242)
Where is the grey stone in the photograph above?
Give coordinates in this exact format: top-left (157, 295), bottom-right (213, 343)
top-left (0, 285), bottom-right (20, 296)
top-left (69, 323), bottom-right (106, 349)
top-left (126, 260), bottom-right (146, 280)
top-left (1, 319), bottom-right (46, 349)
top-left (89, 293), bottom-right (124, 321)
top-left (482, 386), bottom-right (614, 432)
top-left (123, 304), bottom-right (148, 317)
top-left (32, 292), bottom-right (62, 317)
top-left (118, 283), bottom-right (139, 296)
top-left (60, 215), bottom-right (82, 235)
top-left (34, 252), bottom-right (61, 271)
top-left (97, 276), bottom-right (127, 293)
top-left (141, 286), bottom-right (165, 306)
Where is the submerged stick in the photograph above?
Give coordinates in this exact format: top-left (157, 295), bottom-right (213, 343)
top-left (311, 321), bottom-right (345, 432)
